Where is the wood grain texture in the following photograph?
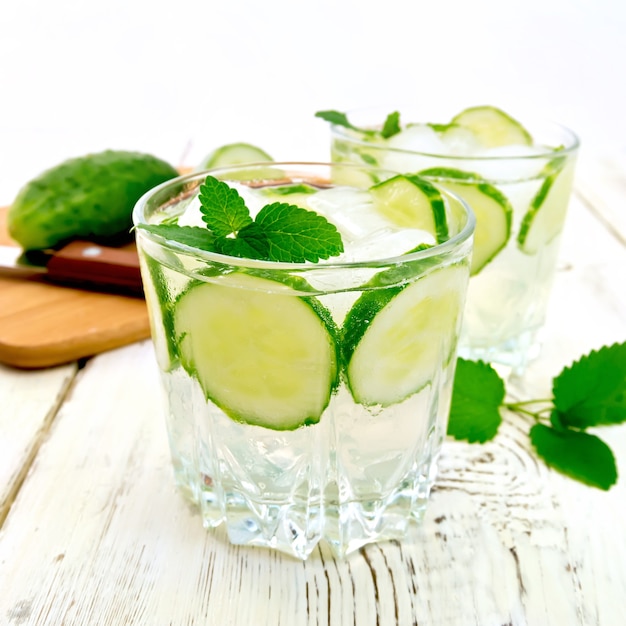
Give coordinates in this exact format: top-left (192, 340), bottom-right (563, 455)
top-left (0, 342), bottom-right (624, 625)
top-left (0, 207), bottom-right (150, 369)
top-left (0, 362), bottom-right (76, 524)
top-left (0, 158), bottom-right (624, 625)
top-left (575, 149), bottom-right (626, 245)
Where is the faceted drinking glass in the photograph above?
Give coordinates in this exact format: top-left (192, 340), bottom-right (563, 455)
top-left (328, 107), bottom-right (580, 373)
top-left (133, 162), bottom-right (475, 559)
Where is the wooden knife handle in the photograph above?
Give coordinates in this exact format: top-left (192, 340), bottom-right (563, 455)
top-left (46, 241), bottom-right (144, 295)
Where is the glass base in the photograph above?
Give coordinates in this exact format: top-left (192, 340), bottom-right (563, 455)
top-left (171, 461), bottom-right (437, 560)
top-left (161, 370), bottom-right (448, 560)
top-left (458, 326), bottom-right (542, 377)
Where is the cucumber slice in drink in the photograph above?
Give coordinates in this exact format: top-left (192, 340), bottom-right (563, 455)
top-left (342, 264), bottom-right (468, 407)
top-left (174, 273), bottom-right (339, 430)
top-left (195, 142), bottom-right (273, 170)
top-left (140, 253), bottom-right (178, 371)
top-left (259, 183), bottom-right (318, 210)
top-left (451, 106), bottom-right (533, 148)
top-left (262, 183), bottom-right (319, 196)
top-left (419, 167), bottom-right (512, 275)
top-left (431, 123), bottom-right (485, 153)
top-left (517, 159), bottom-right (575, 254)
top-left (369, 174), bottom-right (449, 242)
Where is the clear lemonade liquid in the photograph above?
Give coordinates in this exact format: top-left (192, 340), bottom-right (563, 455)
top-left (135, 166), bottom-right (473, 559)
top-left (328, 107), bottom-right (579, 372)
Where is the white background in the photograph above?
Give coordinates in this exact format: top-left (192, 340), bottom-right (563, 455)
top-left (1, 0), bottom-right (625, 205)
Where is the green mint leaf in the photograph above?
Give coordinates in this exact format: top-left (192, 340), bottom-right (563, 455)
top-left (314, 109), bottom-right (384, 138)
top-left (549, 409), bottom-right (569, 431)
top-left (552, 342), bottom-right (626, 429)
top-left (447, 358), bottom-right (505, 443)
top-left (198, 176), bottom-right (252, 237)
top-left (314, 110), bottom-right (358, 131)
top-left (381, 111), bottom-right (401, 138)
top-left (215, 230), bottom-right (269, 259)
top-left (216, 221), bottom-right (269, 259)
top-left (530, 423), bottom-right (618, 490)
top-left (137, 224), bottom-right (216, 250)
top-left (253, 202), bottom-right (344, 263)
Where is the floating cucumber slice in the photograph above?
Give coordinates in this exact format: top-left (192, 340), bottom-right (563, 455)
top-left (517, 159), bottom-right (575, 254)
top-left (262, 183), bottom-right (319, 196)
top-left (419, 167), bottom-right (512, 275)
top-left (174, 273), bottom-right (339, 430)
top-left (330, 155), bottom-right (383, 187)
top-left (259, 183), bottom-right (319, 210)
top-left (369, 174), bottom-right (449, 242)
top-left (342, 264), bottom-right (467, 407)
top-left (140, 252), bottom-right (178, 371)
top-left (195, 142), bottom-right (273, 170)
top-left (451, 106), bottom-right (532, 148)
top-left (430, 123), bottom-right (485, 153)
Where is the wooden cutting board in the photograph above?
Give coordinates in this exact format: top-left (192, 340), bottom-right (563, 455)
top-left (0, 206), bottom-right (150, 369)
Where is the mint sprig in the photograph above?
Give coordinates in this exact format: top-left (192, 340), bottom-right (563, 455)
top-left (448, 359), bottom-right (505, 443)
top-left (138, 176), bottom-right (344, 263)
top-left (255, 202), bottom-right (345, 263)
top-left (552, 343), bottom-right (626, 427)
top-left (448, 342), bottom-right (626, 490)
top-left (137, 224), bottom-right (216, 249)
top-left (315, 109), bottom-right (403, 139)
top-left (529, 424), bottom-right (617, 491)
top-left (380, 111), bottom-right (401, 139)
top-left (199, 175), bottom-right (252, 236)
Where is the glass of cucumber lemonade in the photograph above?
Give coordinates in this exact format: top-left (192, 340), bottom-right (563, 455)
top-left (320, 106), bottom-right (580, 373)
top-left (133, 162), bottom-right (475, 559)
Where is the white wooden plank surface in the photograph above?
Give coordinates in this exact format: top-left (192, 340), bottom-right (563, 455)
top-left (575, 149), bottom-right (626, 246)
top-left (0, 161), bottom-right (625, 625)
top-left (0, 362), bottom-right (76, 524)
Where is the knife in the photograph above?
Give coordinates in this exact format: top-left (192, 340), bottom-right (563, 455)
top-left (0, 240), bottom-right (144, 296)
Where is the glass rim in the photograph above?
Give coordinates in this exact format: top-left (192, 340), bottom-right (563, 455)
top-left (133, 161), bottom-right (476, 272)
top-left (329, 107), bottom-right (580, 161)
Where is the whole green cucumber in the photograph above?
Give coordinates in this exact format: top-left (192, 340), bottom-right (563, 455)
top-left (8, 150), bottom-right (179, 250)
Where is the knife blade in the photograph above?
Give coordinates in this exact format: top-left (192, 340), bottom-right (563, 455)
top-left (0, 240), bottom-right (144, 296)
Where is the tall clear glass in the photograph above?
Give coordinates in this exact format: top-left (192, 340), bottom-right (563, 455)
top-left (329, 107), bottom-right (580, 373)
top-left (133, 162), bottom-right (475, 559)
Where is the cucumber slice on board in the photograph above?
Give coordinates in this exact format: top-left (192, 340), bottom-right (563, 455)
top-left (195, 142), bottom-right (273, 170)
top-left (174, 273), bottom-right (339, 430)
top-left (517, 159), bottom-right (575, 254)
top-left (369, 174), bottom-right (449, 242)
top-left (451, 106), bottom-right (533, 148)
top-left (419, 167), bottom-right (512, 275)
top-left (342, 264), bottom-right (468, 407)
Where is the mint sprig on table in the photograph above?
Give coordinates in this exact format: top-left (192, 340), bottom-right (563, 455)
top-left (315, 109), bottom-right (402, 139)
top-left (448, 342), bottom-right (626, 490)
top-left (138, 175), bottom-right (344, 263)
